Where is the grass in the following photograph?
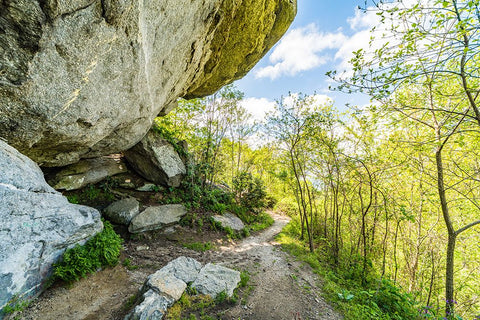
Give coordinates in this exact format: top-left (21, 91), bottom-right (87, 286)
top-left (122, 258), bottom-right (139, 270)
top-left (166, 269), bottom-right (251, 320)
top-left (276, 221), bottom-right (419, 320)
top-left (182, 241), bottom-right (214, 252)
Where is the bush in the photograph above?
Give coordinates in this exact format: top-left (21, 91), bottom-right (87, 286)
top-left (53, 220), bottom-right (123, 283)
top-left (232, 171), bottom-right (267, 212)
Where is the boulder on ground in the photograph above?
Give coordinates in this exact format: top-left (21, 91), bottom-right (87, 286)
top-left (192, 263), bottom-right (241, 298)
top-left (0, 140), bottom-right (103, 313)
top-left (124, 130), bottom-right (186, 188)
top-left (124, 289), bottom-right (172, 320)
top-left (128, 204), bottom-right (187, 233)
top-left (47, 156), bottom-right (128, 191)
top-left (159, 256), bottom-right (203, 284)
top-left (125, 256), bottom-right (242, 319)
top-left (146, 271), bottom-right (187, 301)
top-left (103, 198), bottom-right (140, 225)
top-left (212, 213), bottom-right (245, 231)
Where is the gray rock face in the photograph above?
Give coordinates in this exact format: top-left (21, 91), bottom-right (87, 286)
top-left (103, 198), bottom-right (140, 225)
top-left (213, 213), bottom-right (245, 231)
top-left (159, 256), bottom-right (203, 284)
top-left (0, 0), bottom-right (296, 167)
top-left (124, 130), bottom-right (186, 188)
top-left (48, 156), bottom-right (128, 191)
top-left (128, 204), bottom-right (187, 233)
top-left (192, 263), bottom-right (241, 298)
top-left (147, 271), bottom-right (187, 301)
top-left (0, 140), bottom-right (103, 312)
top-left (124, 289), bottom-right (172, 320)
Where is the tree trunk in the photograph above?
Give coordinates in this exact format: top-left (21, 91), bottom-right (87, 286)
top-left (435, 146), bottom-right (456, 319)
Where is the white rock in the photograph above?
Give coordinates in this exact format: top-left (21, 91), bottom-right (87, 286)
top-left (192, 263), bottom-right (241, 298)
top-left (0, 140), bottom-right (103, 311)
top-left (128, 204), bottom-right (187, 233)
top-left (213, 213), bottom-right (245, 231)
top-left (104, 198), bottom-right (140, 225)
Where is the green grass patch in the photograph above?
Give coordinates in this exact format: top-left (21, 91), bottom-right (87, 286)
top-left (182, 241), bottom-right (214, 252)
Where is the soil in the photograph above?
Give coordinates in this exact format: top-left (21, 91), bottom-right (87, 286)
top-left (11, 212), bottom-right (342, 320)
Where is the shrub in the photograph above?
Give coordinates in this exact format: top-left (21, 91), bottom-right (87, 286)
top-left (232, 171), bottom-right (266, 212)
top-left (53, 220), bottom-right (123, 283)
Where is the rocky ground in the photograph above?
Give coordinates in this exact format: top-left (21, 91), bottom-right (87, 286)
top-left (12, 213), bottom-right (342, 320)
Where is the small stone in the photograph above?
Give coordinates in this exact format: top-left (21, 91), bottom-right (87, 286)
top-left (136, 183), bottom-right (158, 192)
top-left (128, 205), bottom-right (187, 233)
top-left (124, 289), bottom-right (172, 320)
top-left (212, 213), bottom-right (245, 231)
top-left (136, 245), bottom-right (150, 251)
top-left (104, 198), bottom-right (140, 225)
top-left (48, 156), bottom-right (128, 191)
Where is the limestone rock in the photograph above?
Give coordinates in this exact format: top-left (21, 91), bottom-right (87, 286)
top-left (48, 156), bottom-right (128, 191)
top-left (124, 130), bottom-right (186, 188)
top-left (146, 270), bottom-right (187, 301)
top-left (0, 0), bottom-right (296, 167)
top-left (124, 289), bottom-right (172, 320)
top-left (160, 256), bottom-right (203, 284)
top-left (212, 213), bottom-right (245, 231)
top-left (192, 263), bottom-right (241, 298)
top-left (128, 204), bottom-right (187, 233)
top-left (0, 140), bottom-right (103, 312)
top-left (103, 198), bottom-right (140, 225)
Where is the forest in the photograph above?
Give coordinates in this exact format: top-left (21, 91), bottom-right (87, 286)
top-left (155, 1), bottom-right (480, 319)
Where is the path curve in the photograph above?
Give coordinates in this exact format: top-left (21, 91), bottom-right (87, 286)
top-left (205, 212), bottom-right (342, 320)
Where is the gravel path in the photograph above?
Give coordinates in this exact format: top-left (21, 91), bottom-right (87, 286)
top-left (205, 212), bottom-right (343, 320)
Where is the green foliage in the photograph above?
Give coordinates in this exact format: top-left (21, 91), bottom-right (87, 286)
top-left (277, 221), bottom-right (419, 320)
top-left (214, 290), bottom-right (228, 304)
top-left (232, 171), bottom-right (267, 213)
top-left (53, 221), bottom-right (122, 283)
top-left (122, 258), bottom-right (139, 270)
top-left (2, 295), bottom-right (30, 315)
top-left (239, 271), bottom-right (250, 288)
top-left (182, 241), bottom-right (214, 252)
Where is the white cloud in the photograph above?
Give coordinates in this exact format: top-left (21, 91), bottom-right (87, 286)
top-left (255, 24), bottom-right (347, 80)
top-left (255, 5), bottom-right (401, 80)
top-left (239, 97), bottom-right (276, 122)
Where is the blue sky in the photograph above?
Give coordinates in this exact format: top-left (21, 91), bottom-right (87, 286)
top-left (235, 0), bottom-right (374, 119)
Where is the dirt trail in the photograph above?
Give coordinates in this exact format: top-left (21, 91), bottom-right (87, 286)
top-left (14, 213), bottom-right (341, 320)
top-left (205, 212), bottom-right (342, 320)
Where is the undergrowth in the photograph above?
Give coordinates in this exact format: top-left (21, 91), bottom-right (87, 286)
top-left (53, 220), bottom-right (123, 283)
top-left (276, 220), bottom-right (420, 320)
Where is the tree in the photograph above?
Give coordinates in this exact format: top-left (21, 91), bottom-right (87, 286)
top-left (331, 1), bottom-right (480, 317)
top-left (264, 94), bottom-right (330, 252)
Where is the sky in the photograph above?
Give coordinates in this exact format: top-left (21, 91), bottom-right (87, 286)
top-left (235, 0), bottom-right (375, 120)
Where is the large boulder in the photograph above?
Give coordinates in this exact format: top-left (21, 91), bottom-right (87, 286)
top-left (47, 156), bottom-right (128, 191)
top-left (128, 204), bottom-right (187, 233)
top-left (0, 0), bottom-right (296, 167)
top-left (0, 140), bottom-right (103, 313)
top-left (124, 130), bottom-right (186, 188)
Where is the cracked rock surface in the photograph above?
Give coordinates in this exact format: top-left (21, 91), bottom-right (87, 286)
top-left (0, 0), bottom-right (296, 167)
top-left (0, 140), bottom-right (103, 311)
